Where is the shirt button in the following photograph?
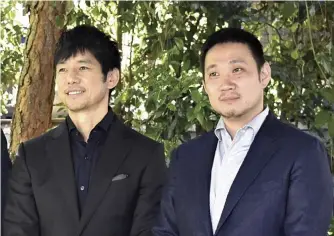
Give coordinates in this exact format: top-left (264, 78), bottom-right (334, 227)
top-left (80, 186), bottom-right (85, 191)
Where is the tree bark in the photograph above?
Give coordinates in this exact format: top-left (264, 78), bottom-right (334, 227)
top-left (9, 1), bottom-right (66, 158)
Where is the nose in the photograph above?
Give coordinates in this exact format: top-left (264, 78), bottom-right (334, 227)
top-left (66, 70), bottom-right (80, 84)
top-left (219, 74), bottom-right (235, 91)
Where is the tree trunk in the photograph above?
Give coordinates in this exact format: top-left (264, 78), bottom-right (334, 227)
top-left (9, 1), bottom-right (66, 158)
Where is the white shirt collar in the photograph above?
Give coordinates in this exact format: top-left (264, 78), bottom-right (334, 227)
top-left (214, 107), bottom-right (269, 141)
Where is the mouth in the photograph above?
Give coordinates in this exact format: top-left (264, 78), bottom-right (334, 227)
top-left (219, 95), bottom-right (240, 102)
top-left (67, 91), bottom-right (83, 95)
top-left (65, 90), bottom-right (85, 96)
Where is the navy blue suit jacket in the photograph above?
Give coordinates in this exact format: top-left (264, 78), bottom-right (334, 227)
top-left (153, 112), bottom-right (333, 236)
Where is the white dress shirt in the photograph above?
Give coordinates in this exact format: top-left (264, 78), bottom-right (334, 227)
top-left (210, 107), bottom-right (269, 233)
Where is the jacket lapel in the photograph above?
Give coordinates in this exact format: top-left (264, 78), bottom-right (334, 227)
top-left (47, 121), bottom-right (80, 222)
top-left (78, 117), bottom-right (132, 234)
top-left (215, 112), bottom-right (281, 235)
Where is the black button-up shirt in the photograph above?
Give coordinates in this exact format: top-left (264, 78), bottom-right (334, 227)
top-left (66, 109), bottom-right (114, 215)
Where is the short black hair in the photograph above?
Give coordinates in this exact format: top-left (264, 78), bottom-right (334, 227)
top-left (200, 28), bottom-right (265, 74)
top-left (54, 25), bottom-right (121, 99)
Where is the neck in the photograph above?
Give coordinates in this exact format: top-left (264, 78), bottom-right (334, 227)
top-left (68, 106), bottom-right (108, 142)
top-left (224, 104), bottom-right (264, 139)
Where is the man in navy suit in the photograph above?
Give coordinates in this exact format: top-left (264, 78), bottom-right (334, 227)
top-left (153, 28), bottom-right (333, 236)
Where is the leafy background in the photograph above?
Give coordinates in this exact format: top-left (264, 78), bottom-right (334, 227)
top-left (1, 1), bottom-right (333, 233)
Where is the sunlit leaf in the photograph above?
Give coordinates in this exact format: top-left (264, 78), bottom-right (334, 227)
top-left (315, 110), bottom-right (331, 128)
top-left (328, 116), bottom-right (334, 139)
top-left (282, 2), bottom-right (296, 19)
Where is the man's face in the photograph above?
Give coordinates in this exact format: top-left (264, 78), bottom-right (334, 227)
top-left (56, 51), bottom-right (118, 113)
top-left (203, 43), bottom-right (270, 121)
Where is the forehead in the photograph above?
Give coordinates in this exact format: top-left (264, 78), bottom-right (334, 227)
top-left (205, 42), bottom-right (254, 64)
top-left (56, 50), bottom-right (98, 65)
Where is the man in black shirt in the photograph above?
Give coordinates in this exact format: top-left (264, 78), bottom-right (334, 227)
top-left (4, 25), bottom-right (166, 236)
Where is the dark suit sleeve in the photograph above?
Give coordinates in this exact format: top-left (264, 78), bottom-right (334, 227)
top-left (1, 130), bottom-right (12, 212)
top-left (284, 138), bottom-right (333, 236)
top-left (152, 149), bottom-right (179, 236)
top-left (130, 144), bottom-right (167, 236)
top-left (3, 143), bottom-right (40, 236)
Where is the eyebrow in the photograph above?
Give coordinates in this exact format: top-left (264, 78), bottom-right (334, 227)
top-left (205, 64), bottom-right (217, 73)
top-left (56, 59), bottom-right (93, 66)
top-left (205, 59), bottom-right (248, 72)
top-left (77, 59), bottom-right (93, 64)
top-left (229, 59), bottom-right (247, 65)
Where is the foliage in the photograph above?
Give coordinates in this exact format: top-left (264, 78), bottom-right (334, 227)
top-left (1, 1), bottom-right (333, 233)
top-left (1, 1), bottom-right (333, 163)
top-left (0, 1), bottom-right (27, 114)
top-left (329, 218), bottom-right (334, 235)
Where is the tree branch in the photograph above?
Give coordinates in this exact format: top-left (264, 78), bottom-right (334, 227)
top-left (305, 1), bottom-right (328, 81)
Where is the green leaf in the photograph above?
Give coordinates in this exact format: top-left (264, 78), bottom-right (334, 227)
top-left (196, 111), bottom-right (205, 127)
top-left (174, 38), bottom-right (184, 50)
top-left (154, 110), bottom-right (164, 119)
top-left (328, 116), bottom-right (334, 138)
top-left (167, 103), bottom-right (177, 111)
top-left (321, 87), bottom-right (334, 103)
top-left (183, 59), bottom-right (190, 72)
top-left (92, 7), bottom-right (100, 17)
top-left (186, 107), bottom-right (195, 121)
top-left (191, 89), bottom-right (202, 103)
top-left (290, 23), bottom-right (299, 33)
top-left (151, 41), bottom-right (161, 60)
top-left (55, 15), bottom-right (65, 28)
top-left (203, 118), bottom-right (213, 131)
top-left (167, 117), bottom-right (178, 139)
top-left (282, 2), bottom-right (296, 19)
top-left (319, 56), bottom-right (331, 75)
top-left (193, 103), bottom-right (202, 114)
top-left (291, 49), bottom-right (299, 60)
top-left (65, 1), bottom-right (75, 14)
top-left (315, 110), bottom-right (331, 128)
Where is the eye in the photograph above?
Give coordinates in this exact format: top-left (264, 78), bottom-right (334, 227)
top-left (79, 66), bottom-right (89, 71)
top-left (209, 72), bottom-right (219, 78)
top-left (232, 68), bottom-right (243, 73)
top-left (58, 68), bottom-right (67, 73)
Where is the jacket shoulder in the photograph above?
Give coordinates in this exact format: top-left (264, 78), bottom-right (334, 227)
top-left (121, 123), bottom-right (162, 149)
top-left (177, 131), bottom-right (216, 151)
top-left (276, 119), bottom-right (323, 146)
top-left (20, 125), bottom-right (62, 152)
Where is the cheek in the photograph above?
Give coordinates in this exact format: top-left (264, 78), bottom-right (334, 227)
top-left (56, 76), bottom-right (66, 86)
top-left (55, 80), bottom-right (63, 93)
top-left (242, 83), bottom-right (262, 100)
top-left (207, 91), bottom-right (219, 104)
top-left (205, 83), bottom-right (219, 95)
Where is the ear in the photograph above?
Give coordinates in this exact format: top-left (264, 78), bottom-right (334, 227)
top-left (260, 62), bottom-right (271, 88)
top-left (106, 68), bottom-right (120, 89)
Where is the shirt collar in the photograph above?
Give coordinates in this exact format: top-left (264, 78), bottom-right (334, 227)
top-left (214, 107), bottom-right (269, 141)
top-left (66, 107), bottom-right (114, 134)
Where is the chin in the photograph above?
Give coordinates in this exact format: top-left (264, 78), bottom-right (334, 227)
top-left (220, 109), bottom-right (244, 119)
top-left (66, 104), bottom-right (87, 112)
